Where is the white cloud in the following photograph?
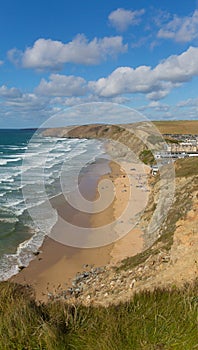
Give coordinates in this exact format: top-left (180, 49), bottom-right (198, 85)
top-left (0, 85), bottom-right (22, 99)
top-left (154, 46), bottom-right (198, 82)
top-left (147, 101), bottom-right (170, 112)
top-left (2, 45), bottom-right (198, 125)
top-left (108, 8), bottom-right (145, 32)
top-left (90, 46), bottom-right (198, 100)
top-left (35, 74), bottom-right (87, 97)
top-left (8, 35), bottom-right (127, 70)
top-left (157, 9), bottom-right (198, 43)
top-left (152, 9), bottom-right (171, 27)
top-left (89, 66), bottom-right (174, 100)
top-left (177, 97), bottom-right (198, 108)
top-left (4, 93), bottom-right (48, 111)
top-left (0, 60), bottom-right (4, 66)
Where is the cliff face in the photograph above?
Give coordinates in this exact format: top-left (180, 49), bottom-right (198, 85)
top-left (51, 158), bottom-right (198, 306)
top-left (42, 124), bottom-right (147, 163)
top-left (42, 122), bottom-right (166, 160)
top-left (42, 120), bottom-right (198, 138)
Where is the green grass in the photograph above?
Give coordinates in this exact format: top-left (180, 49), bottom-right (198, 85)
top-left (0, 281), bottom-right (197, 350)
top-left (164, 138), bottom-right (180, 144)
top-left (139, 149), bottom-right (156, 165)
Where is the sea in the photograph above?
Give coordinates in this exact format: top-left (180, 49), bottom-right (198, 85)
top-left (0, 129), bottom-right (107, 281)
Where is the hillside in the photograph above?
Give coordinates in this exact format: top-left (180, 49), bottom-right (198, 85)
top-left (0, 279), bottom-right (197, 350)
top-left (50, 157), bottom-right (198, 306)
top-left (42, 120), bottom-right (198, 139)
top-left (153, 120), bottom-right (198, 135)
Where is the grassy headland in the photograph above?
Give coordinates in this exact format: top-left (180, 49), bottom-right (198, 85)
top-left (153, 120), bottom-right (198, 135)
top-left (0, 280), bottom-right (197, 350)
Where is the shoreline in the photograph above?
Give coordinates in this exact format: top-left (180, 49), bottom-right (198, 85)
top-left (11, 157), bottom-right (150, 302)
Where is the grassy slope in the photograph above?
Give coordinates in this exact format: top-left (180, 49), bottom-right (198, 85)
top-left (153, 120), bottom-right (198, 135)
top-left (0, 281), bottom-right (197, 350)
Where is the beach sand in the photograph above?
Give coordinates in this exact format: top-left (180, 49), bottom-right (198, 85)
top-left (11, 159), bottom-right (150, 302)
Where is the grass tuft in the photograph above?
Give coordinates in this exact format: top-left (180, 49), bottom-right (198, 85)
top-left (0, 281), bottom-right (197, 349)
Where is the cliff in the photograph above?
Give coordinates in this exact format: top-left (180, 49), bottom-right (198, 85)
top-left (52, 157), bottom-right (198, 306)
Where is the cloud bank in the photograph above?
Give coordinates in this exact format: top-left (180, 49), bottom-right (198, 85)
top-left (8, 35), bottom-right (127, 70)
top-left (90, 46), bottom-right (198, 100)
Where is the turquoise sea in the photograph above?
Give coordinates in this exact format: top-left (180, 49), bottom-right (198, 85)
top-left (0, 129), bottom-right (106, 280)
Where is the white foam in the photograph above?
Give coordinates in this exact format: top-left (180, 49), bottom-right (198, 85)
top-left (4, 199), bottom-right (24, 208)
top-left (0, 157), bottom-right (22, 165)
top-left (3, 178), bottom-right (14, 183)
top-left (5, 146), bottom-right (27, 150)
top-left (0, 192), bottom-right (6, 197)
top-left (0, 137), bottom-right (107, 281)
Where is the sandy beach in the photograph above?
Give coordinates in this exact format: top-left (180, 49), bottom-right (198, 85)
top-left (11, 159), bottom-right (150, 301)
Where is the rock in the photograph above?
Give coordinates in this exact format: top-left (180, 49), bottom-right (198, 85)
top-left (83, 272), bottom-right (90, 278)
top-left (33, 251), bottom-right (41, 256)
top-left (82, 264), bottom-right (89, 269)
top-left (129, 279), bottom-right (136, 289)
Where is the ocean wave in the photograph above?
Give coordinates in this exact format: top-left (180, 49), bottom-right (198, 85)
top-left (1, 177), bottom-right (14, 183)
top-left (0, 192), bottom-right (6, 197)
top-left (3, 198), bottom-right (24, 208)
top-left (0, 136), bottom-right (106, 281)
top-left (0, 212), bottom-right (57, 281)
top-left (0, 157), bottom-right (22, 165)
top-left (3, 146), bottom-right (28, 151)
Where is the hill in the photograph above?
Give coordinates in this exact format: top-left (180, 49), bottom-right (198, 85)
top-left (42, 120), bottom-right (198, 139)
top-left (153, 120), bottom-right (198, 135)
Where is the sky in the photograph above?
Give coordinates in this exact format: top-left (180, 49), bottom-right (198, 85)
top-left (0, 0), bottom-right (198, 128)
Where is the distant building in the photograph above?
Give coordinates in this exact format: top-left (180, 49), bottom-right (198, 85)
top-left (171, 142), bottom-right (197, 153)
top-left (151, 165), bottom-right (159, 176)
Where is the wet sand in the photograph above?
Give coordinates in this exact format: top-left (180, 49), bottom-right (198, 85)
top-left (11, 159), bottom-right (150, 301)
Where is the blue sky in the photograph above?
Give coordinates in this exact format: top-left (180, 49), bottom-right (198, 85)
top-left (0, 0), bottom-right (198, 127)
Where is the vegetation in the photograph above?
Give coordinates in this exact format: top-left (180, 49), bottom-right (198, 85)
top-left (164, 138), bottom-right (180, 144)
top-left (175, 157), bottom-right (198, 177)
top-left (153, 120), bottom-right (198, 135)
top-left (0, 281), bottom-right (197, 350)
top-left (139, 149), bottom-right (156, 165)
top-left (118, 158), bottom-right (198, 272)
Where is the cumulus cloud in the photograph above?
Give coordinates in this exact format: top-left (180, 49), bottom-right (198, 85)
top-left (8, 35), bottom-right (127, 70)
top-left (157, 9), bottom-right (198, 42)
top-left (89, 66), bottom-right (174, 100)
top-left (35, 74), bottom-right (87, 97)
top-left (90, 46), bottom-right (198, 100)
top-left (153, 46), bottom-right (198, 82)
top-left (2, 45), bottom-right (198, 125)
top-left (108, 8), bottom-right (145, 32)
top-left (0, 85), bottom-right (22, 99)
